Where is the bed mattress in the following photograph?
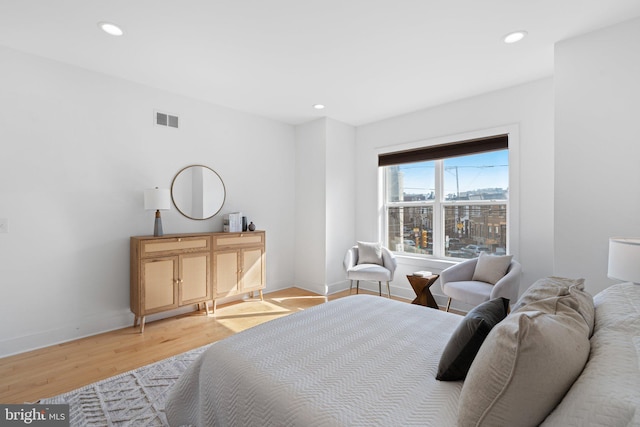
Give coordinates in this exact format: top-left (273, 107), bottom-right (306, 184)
top-left (165, 294), bottom-right (463, 426)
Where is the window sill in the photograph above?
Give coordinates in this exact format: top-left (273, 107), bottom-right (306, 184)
top-left (393, 254), bottom-right (459, 270)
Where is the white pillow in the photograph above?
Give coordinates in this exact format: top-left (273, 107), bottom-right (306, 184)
top-left (458, 294), bottom-right (591, 427)
top-left (471, 252), bottom-right (513, 285)
top-left (357, 241), bottom-right (383, 265)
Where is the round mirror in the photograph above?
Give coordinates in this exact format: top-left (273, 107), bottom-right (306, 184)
top-left (171, 165), bottom-right (226, 220)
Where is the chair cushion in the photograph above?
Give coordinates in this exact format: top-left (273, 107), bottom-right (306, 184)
top-left (357, 241), bottom-right (383, 265)
top-left (347, 263), bottom-right (392, 281)
top-left (458, 294), bottom-right (590, 427)
top-left (471, 252), bottom-right (513, 285)
top-left (436, 297), bottom-right (509, 381)
top-left (442, 280), bottom-right (493, 306)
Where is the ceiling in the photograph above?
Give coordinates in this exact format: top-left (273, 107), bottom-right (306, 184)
top-left (1, 1), bottom-right (640, 126)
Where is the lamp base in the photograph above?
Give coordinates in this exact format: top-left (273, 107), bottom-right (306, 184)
top-left (153, 210), bottom-right (163, 237)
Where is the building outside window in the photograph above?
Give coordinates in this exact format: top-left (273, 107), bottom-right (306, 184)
top-left (380, 135), bottom-right (509, 259)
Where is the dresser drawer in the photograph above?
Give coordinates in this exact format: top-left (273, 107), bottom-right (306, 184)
top-left (213, 232), bottom-right (264, 249)
top-left (141, 236), bottom-right (211, 257)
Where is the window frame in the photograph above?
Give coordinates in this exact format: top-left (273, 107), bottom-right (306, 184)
top-left (377, 126), bottom-right (519, 263)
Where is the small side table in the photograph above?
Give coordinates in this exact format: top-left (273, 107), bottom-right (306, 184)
top-left (407, 274), bottom-right (440, 309)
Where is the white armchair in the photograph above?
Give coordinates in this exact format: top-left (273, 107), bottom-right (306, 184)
top-left (441, 257), bottom-right (521, 311)
top-left (343, 245), bottom-right (397, 298)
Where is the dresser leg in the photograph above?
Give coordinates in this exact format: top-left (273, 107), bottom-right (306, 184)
top-left (204, 301), bottom-right (211, 315)
top-left (212, 300), bottom-right (217, 315)
top-left (139, 316), bottom-right (145, 334)
top-left (259, 289), bottom-right (264, 301)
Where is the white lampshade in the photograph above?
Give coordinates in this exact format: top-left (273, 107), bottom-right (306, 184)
top-left (608, 238), bottom-right (640, 284)
top-left (144, 188), bottom-right (171, 211)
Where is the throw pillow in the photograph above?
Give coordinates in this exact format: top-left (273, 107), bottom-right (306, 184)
top-left (471, 252), bottom-right (513, 285)
top-left (436, 297), bottom-right (509, 381)
top-left (457, 294), bottom-right (591, 427)
top-left (568, 284), bottom-right (595, 337)
top-left (512, 276), bottom-right (585, 312)
top-left (515, 284), bottom-right (595, 339)
top-left (357, 241), bottom-right (383, 265)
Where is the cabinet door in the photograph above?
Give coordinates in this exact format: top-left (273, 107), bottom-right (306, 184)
top-left (142, 258), bottom-right (178, 312)
top-left (241, 247), bottom-right (264, 291)
top-left (213, 251), bottom-right (239, 297)
top-left (180, 253), bottom-right (211, 304)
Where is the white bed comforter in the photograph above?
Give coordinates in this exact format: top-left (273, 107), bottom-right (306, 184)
top-left (165, 294), bottom-right (463, 427)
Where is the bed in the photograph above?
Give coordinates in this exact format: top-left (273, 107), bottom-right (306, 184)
top-left (165, 280), bottom-right (640, 427)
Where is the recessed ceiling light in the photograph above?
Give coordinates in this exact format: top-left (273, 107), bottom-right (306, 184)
top-left (503, 30), bottom-right (527, 44)
top-left (313, 104), bottom-right (325, 110)
top-left (98, 21), bottom-right (124, 36)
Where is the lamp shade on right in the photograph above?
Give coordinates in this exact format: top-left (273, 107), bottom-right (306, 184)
top-left (608, 238), bottom-right (640, 284)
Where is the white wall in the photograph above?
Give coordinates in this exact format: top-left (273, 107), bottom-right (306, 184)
top-left (325, 119), bottom-right (356, 290)
top-left (294, 119), bottom-right (327, 291)
top-left (355, 78), bottom-right (555, 307)
top-left (0, 46), bottom-right (296, 357)
top-left (554, 17), bottom-right (640, 295)
top-left (294, 118), bottom-right (356, 295)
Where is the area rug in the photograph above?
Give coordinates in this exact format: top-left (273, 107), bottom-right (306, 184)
top-left (41, 344), bottom-right (212, 426)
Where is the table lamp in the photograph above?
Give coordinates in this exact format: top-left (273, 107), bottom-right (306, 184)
top-left (607, 237), bottom-right (640, 284)
top-left (144, 187), bottom-right (171, 237)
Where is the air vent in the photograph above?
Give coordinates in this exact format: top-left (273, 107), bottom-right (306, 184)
top-left (155, 111), bottom-right (179, 129)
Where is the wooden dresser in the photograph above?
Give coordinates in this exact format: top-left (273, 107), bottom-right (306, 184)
top-left (130, 231), bottom-right (265, 332)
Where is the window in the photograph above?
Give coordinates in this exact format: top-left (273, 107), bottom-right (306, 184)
top-left (380, 135), bottom-right (509, 259)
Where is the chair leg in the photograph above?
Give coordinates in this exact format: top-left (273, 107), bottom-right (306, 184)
top-left (378, 281), bottom-right (382, 296)
top-left (349, 280), bottom-right (353, 295)
top-left (356, 280), bottom-right (360, 294)
top-left (445, 297), bottom-right (452, 312)
top-left (386, 281), bottom-right (391, 298)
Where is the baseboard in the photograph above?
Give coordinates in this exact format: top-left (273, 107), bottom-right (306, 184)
top-left (0, 310), bottom-right (133, 358)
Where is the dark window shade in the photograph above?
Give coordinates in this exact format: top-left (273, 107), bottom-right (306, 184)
top-left (378, 134), bottom-right (508, 167)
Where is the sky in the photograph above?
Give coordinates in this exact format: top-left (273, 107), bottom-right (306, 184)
top-left (399, 150), bottom-right (508, 195)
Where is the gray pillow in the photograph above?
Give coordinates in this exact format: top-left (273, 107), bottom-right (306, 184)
top-left (512, 276), bottom-right (585, 312)
top-left (568, 284), bottom-right (595, 337)
top-left (436, 297), bottom-right (509, 381)
top-left (471, 252), bottom-right (513, 284)
top-left (458, 294), bottom-right (591, 427)
top-left (357, 241), bottom-right (383, 265)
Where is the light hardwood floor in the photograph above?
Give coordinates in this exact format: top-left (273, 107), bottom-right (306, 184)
top-left (0, 287), bottom-right (404, 404)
